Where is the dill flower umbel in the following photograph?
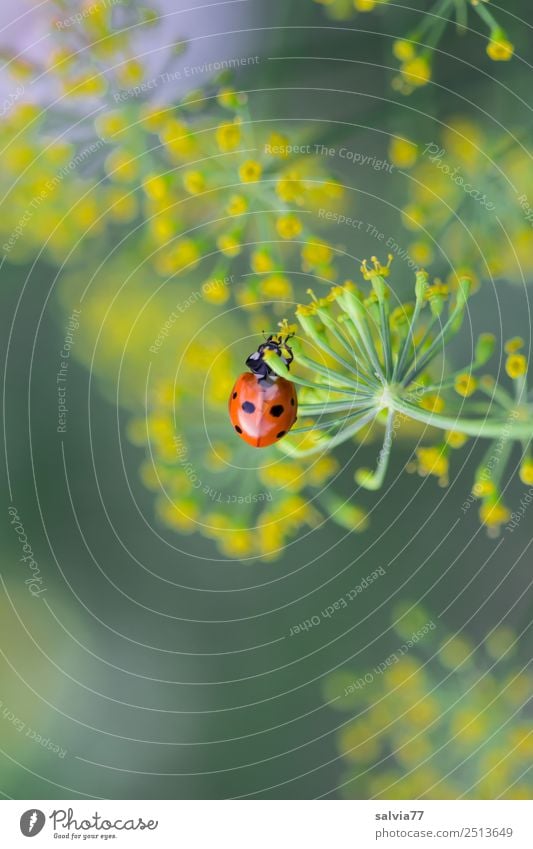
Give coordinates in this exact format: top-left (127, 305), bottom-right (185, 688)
top-left (324, 603), bottom-right (533, 799)
top-left (268, 256), bottom-right (533, 534)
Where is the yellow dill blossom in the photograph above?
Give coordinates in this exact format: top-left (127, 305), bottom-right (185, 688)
top-left (139, 105), bottom-right (169, 132)
top-left (307, 455), bottom-right (339, 485)
top-left (251, 249), bottom-right (275, 273)
top-left (239, 160), bottom-right (262, 183)
top-left (149, 215), bottom-right (175, 244)
top-left (157, 499), bottom-right (199, 534)
top-left (95, 111), bottom-right (127, 140)
top-left (217, 87), bottom-right (246, 109)
top-left (389, 136), bottom-right (418, 169)
top-left (63, 71), bottom-right (107, 97)
top-left (259, 461), bottom-right (304, 491)
top-left (217, 234), bottom-right (241, 257)
top-left (142, 173), bottom-right (168, 201)
top-left (401, 204), bottom-right (424, 230)
top-left (505, 336), bottom-right (524, 354)
top-left (454, 373), bottom-right (478, 398)
top-left (104, 148), bottom-right (139, 182)
top-left (226, 194), bottom-right (248, 216)
top-left (259, 274), bottom-right (293, 300)
top-left (160, 119), bottom-right (196, 159)
top-left (301, 239), bottom-right (334, 270)
top-left (445, 430), bottom-right (468, 449)
top-left (392, 39), bottom-right (415, 62)
top-left (505, 353), bottom-right (527, 379)
top-left (276, 213), bottom-right (303, 239)
top-left (419, 393), bottom-right (445, 413)
top-left (472, 479), bottom-right (496, 498)
top-left (276, 172), bottom-right (306, 204)
top-left (479, 497), bottom-right (511, 535)
top-left (156, 239), bottom-right (199, 274)
top-left (519, 458), bottom-right (533, 486)
top-left (215, 120), bottom-right (242, 152)
top-left (266, 131), bottom-right (290, 156)
top-left (409, 240), bottom-right (433, 265)
top-left (116, 59), bottom-right (144, 88)
top-left (183, 170), bottom-right (206, 195)
top-left (401, 56), bottom-right (432, 87)
top-left (202, 280), bottom-right (230, 305)
top-left (415, 445), bottom-right (449, 484)
top-left (486, 30), bottom-right (514, 61)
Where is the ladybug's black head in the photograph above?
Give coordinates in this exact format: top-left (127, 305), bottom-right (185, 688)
top-left (246, 334), bottom-right (294, 380)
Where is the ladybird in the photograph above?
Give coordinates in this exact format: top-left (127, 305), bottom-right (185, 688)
top-left (229, 335), bottom-right (298, 448)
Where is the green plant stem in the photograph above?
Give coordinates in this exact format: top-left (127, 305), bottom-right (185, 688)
top-left (356, 409), bottom-right (395, 491)
top-left (402, 296), bottom-right (467, 387)
top-left (298, 397), bottom-right (376, 416)
top-left (295, 351), bottom-right (363, 390)
top-left (391, 398), bottom-right (533, 440)
top-left (393, 297), bottom-right (426, 382)
top-left (284, 409), bottom-right (378, 456)
top-left (473, 1), bottom-right (500, 32)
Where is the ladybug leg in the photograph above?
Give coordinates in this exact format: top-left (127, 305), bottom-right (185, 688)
top-left (256, 360), bottom-right (271, 380)
top-left (281, 342), bottom-right (294, 369)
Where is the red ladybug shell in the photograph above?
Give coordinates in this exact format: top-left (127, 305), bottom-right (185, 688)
top-left (229, 372), bottom-right (298, 447)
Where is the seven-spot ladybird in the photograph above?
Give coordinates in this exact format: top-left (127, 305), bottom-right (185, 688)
top-left (229, 335), bottom-right (298, 447)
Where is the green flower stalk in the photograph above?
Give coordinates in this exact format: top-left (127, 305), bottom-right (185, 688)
top-left (268, 256), bottom-right (533, 535)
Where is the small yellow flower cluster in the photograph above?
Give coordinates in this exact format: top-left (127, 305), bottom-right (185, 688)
top-left (392, 44), bottom-right (432, 95)
top-left (0, 103), bottom-right (113, 264)
top-left (324, 603), bottom-right (533, 799)
top-left (486, 30), bottom-right (514, 62)
top-left (2, 0), bottom-right (344, 299)
top-left (0, 0), bottom-right (157, 263)
top-left (106, 88), bottom-right (343, 286)
top-left (396, 117), bottom-right (533, 283)
top-left (128, 102), bottom-right (343, 289)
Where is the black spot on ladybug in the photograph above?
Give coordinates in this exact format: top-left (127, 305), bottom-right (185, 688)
top-left (270, 404), bottom-right (284, 417)
top-left (235, 425), bottom-right (243, 434)
top-left (241, 401), bottom-right (255, 414)
top-left (290, 398), bottom-right (295, 406)
top-left (232, 392), bottom-right (237, 399)
top-left (276, 431), bottom-right (286, 439)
